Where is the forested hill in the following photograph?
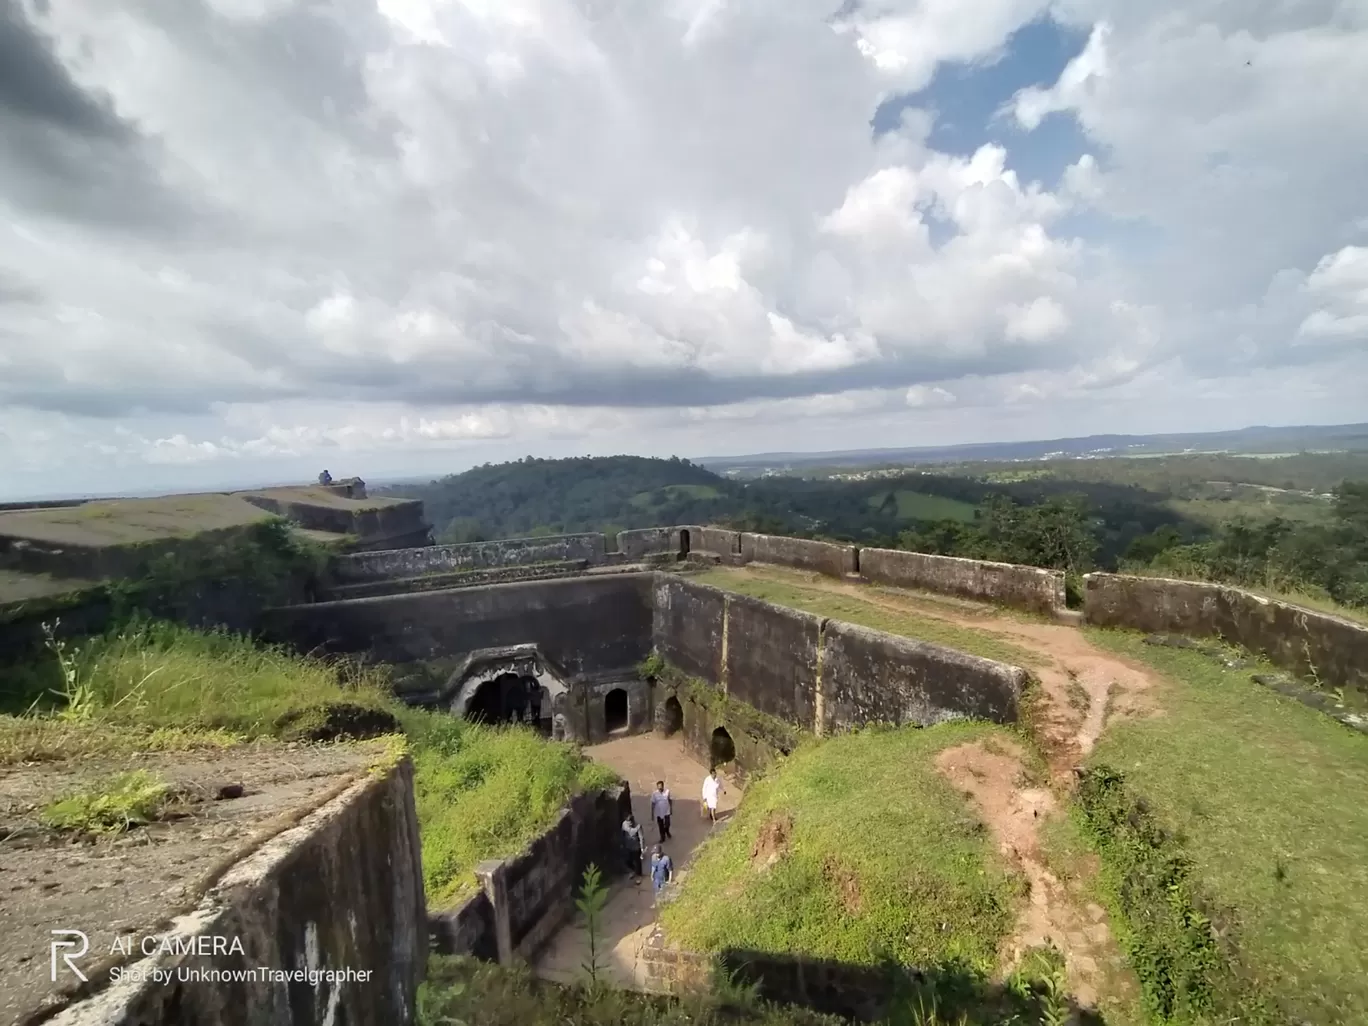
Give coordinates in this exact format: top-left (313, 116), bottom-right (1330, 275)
top-left (380, 456), bottom-right (738, 542)
top-left (378, 454), bottom-right (1368, 611)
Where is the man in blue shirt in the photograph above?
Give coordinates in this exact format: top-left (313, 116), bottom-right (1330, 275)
top-left (650, 845), bottom-right (673, 902)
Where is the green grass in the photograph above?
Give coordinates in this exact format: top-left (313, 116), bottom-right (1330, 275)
top-left (3, 621), bottom-right (622, 908)
top-left (868, 490), bottom-right (978, 522)
top-left (6, 619), bottom-right (394, 736)
top-left (41, 769), bottom-right (174, 834)
top-left (403, 709), bottom-right (618, 906)
top-left (1084, 629), bottom-right (1368, 1024)
top-left (1166, 493), bottom-right (1333, 528)
top-left (661, 723), bottom-right (1020, 971)
top-left (630, 484), bottom-right (722, 509)
top-left (693, 568), bottom-right (1042, 668)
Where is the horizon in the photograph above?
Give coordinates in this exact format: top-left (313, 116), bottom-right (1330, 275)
top-left (4, 416), bottom-right (1362, 505)
top-left (2, 2), bottom-right (1366, 500)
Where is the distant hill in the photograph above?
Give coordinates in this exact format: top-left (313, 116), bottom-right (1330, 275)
top-left (377, 455), bottom-right (737, 542)
top-left (700, 422), bottom-right (1368, 477)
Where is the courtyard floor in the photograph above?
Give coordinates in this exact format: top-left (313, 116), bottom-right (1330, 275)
top-left (534, 733), bottom-right (740, 988)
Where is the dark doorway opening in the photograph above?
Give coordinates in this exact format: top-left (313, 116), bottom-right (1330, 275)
top-left (678, 529), bottom-right (691, 559)
top-left (660, 695), bottom-right (684, 736)
top-left (466, 672), bottom-right (530, 725)
top-left (605, 688), bottom-right (629, 734)
top-left (710, 726), bottom-right (736, 767)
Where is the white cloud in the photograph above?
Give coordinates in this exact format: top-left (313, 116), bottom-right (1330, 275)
top-left (0, 0), bottom-right (1364, 497)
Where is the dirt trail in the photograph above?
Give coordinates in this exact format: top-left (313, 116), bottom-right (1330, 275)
top-left (720, 568), bottom-right (1161, 1012)
top-left (807, 575), bottom-right (1159, 778)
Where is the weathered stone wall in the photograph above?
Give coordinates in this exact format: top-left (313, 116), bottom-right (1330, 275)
top-left (860, 547), bottom-right (1067, 617)
top-left (429, 785), bottom-right (632, 964)
top-left (51, 759), bottom-right (426, 1026)
top-left (617, 526), bottom-right (685, 560)
top-left (649, 577), bottom-right (1025, 743)
top-left (1084, 573), bottom-right (1368, 696)
top-left (673, 683), bottom-right (789, 782)
top-left (821, 621), bottom-right (1025, 730)
top-left (652, 576), bottom-right (727, 683)
top-left (335, 534), bottom-right (606, 582)
top-left (692, 526), bottom-right (741, 557)
top-left (724, 593), bottom-right (822, 728)
top-left (739, 533), bottom-right (858, 578)
top-left (261, 574), bottom-right (655, 681)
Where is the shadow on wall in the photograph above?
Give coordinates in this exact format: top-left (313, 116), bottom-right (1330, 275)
top-left (710, 948), bottom-right (1105, 1026)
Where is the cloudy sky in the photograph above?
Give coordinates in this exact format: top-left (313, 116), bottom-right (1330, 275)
top-left (1, 0), bottom-right (1366, 499)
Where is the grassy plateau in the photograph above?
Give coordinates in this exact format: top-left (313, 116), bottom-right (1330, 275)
top-left (661, 722), bottom-right (1020, 972)
top-left (1084, 630), bottom-right (1368, 1024)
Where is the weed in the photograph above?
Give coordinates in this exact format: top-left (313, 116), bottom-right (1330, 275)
top-left (41, 770), bottom-right (173, 834)
top-left (576, 863), bottom-right (609, 988)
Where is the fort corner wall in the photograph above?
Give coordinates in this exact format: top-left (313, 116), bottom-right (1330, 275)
top-left (739, 532), bottom-right (858, 578)
top-left (1084, 573), bottom-right (1368, 696)
top-left (51, 759), bottom-right (426, 1026)
top-left (650, 576), bottom-right (1026, 755)
top-left (430, 785), bottom-right (632, 964)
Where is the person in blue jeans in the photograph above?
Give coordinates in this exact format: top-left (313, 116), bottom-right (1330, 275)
top-left (650, 845), bottom-right (673, 902)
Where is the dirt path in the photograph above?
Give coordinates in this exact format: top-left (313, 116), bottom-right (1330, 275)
top-left (534, 734), bottom-right (740, 989)
top-left (717, 568), bottom-right (1161, 1013)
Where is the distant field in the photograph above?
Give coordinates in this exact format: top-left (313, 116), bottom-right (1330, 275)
top-left (866, 489), bottom-right (978, 522)
top-left (629, 483), bottom-right (722, 509)
top-left (1085, 630), bottom-right (1368, 1024)
top-left (1166, 491), bottom-right (1333, 526)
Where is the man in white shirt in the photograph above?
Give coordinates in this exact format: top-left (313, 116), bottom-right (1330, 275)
top-left (702, 768), bottom-right (724, 826)
top-left (650, 780), bottom-right (673, 843)
top-left (621, 813), bottom-right (644, 880)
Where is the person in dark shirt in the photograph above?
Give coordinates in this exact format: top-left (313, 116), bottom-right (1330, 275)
top-left (650, 845), bottom-right (673, 902)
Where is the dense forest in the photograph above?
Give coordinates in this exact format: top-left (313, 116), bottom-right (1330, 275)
top-left (381, 453), bottom-right (1368, 612)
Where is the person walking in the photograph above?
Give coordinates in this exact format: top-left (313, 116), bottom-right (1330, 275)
top-left (651, 779), bottom-right (673, 843)
top-left (702, 767), bottom-right (724, 827)
top-left (650, 844), bottom-right (673, 905)
top-left (621, 812), bottom-right (644, 881)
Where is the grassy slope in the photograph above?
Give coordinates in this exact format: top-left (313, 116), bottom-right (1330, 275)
top-left (661, 723), bottom-right (1019, 971)
top-left (692, 567), bottom-right (1042, 669)
top-left (0, 623), bottom-right (615, 908)
top-left (631, 484), bottom-right (723, 509)
top-left (1085, 630), bottom-right (1368, 1024)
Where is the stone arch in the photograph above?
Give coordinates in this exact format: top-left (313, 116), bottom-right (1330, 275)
top-left (447, 647), bottom-right (569, 728)
top-left (464, 672), bottom-right (526, 725)
top-left (710, 725), bottom-right (736, 767)
top-left (604, 687), bottom-right (629, 733)
top-left (659, 694), bottom-right (684, 737)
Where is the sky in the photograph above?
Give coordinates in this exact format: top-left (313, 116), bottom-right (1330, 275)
top-left (1, 0), bottom-right (1366, 499)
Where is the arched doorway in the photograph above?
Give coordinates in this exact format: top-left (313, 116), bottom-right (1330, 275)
top-left (659, 695), bottom-right (683, 737)
top-left (465, 673), bottom-right (530, 725)
top-left (710, 726), bottom-right (736, 767)
top-left (678, 529), bottom-right (691, 559)
top-left (605, 688), bottom-right (629, 734)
